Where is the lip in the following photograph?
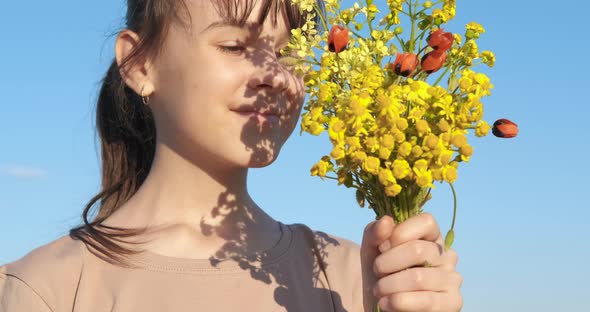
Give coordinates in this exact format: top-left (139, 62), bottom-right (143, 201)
top-left (232, 110), bottom-right (280, 123)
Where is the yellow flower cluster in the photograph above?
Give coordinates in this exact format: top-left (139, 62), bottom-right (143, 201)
top-left (288, 0), bottom-right (496, 220)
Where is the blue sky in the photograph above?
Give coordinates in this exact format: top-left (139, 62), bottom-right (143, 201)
top-left (1, 0), bottom-right (589, 311)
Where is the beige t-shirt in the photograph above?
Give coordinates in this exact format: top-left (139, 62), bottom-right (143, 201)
top-left (0, 222), bottom-right (364, 311)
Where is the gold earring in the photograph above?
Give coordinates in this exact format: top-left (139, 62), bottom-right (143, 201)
top-left (140, 85), bottom-right (150, 105)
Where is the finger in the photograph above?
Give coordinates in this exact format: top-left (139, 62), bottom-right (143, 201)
top-left (373, 240), bottom-right (444, 277)
top-left (388, 213), bottom-right (441, 248)
top-left (439, 249), bottom-right (459, 271)
top-left (360, 215), bottom-right (395, 310)
top-left (373, 267), bottom-right (462, 297)
top-left (378, 290), bottom-right (463, 312)
top-left (361, 215), bottom-right (395, 251)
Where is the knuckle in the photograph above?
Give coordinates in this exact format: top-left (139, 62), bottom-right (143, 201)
top-left (412, 241), bottom-right (425, 258)
top-left (363, 221), bottom-right (374, 236)
top-left (389, 293), bottom-right (406, 311)
top-left (373, 279), bottom-right (386, 297)
top-left (421, 212), bottom-right (437, 227)
top-left (373, 256), bottom-right (386, 275)
top-left (447, 249), bottom-right (459, 266)
top-left (411, 269), bottom-right (425, 288)
top-left (453, 271), bottom-right (463, 288)
top-left (453, 291), bottom-right (464, 311)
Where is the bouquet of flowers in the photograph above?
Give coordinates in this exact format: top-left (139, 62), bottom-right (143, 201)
top-left (285, 0), bottom-right (518, 250)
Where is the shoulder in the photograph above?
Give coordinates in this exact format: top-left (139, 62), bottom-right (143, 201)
top-left (288, 222), bottom-right (361, 263)
top-left (287, 223), bottom-right (363, 311)
top-left (1, 234), bottom-right (86, 311)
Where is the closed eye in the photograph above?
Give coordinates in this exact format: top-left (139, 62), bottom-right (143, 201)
top-left (217, 45), bottom-right (246, 55)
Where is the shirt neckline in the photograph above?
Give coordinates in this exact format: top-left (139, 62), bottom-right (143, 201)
top-left (128, 221), bottom-right (294, 273)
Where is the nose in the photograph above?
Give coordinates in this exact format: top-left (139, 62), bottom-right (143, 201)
top-left (247, 54), bottom-right (290, 94)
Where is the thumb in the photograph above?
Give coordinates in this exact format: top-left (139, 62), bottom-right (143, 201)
top-left (360, 215), bottom-right (395, 311)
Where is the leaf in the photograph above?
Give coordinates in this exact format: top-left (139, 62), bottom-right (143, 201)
top-left (356, 189), bottom-right (365, 208)
top-left (444, 229), bottom-right (455, 251)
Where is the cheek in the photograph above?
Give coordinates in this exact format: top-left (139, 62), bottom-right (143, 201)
top-left (279, 75), bottom-right (305, 138)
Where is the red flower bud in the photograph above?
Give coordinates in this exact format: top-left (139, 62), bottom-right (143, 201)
top-left (391, 52), bottom-right (419, 77)
top-left (427, 29), bottom-right (454, 51)
top-left (421, 50), bottom-right (447, 74)
top-left (492, 119), bottom-right (519, 138)
top-left (328, 25), bottom-right (349, 53)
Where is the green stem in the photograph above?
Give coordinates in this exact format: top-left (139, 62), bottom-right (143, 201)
top-left (408, 0), bottom-right (416, 52)
top-left (415, 0), bottom-right (445, 16)
top-left (314, 3), bottom-right (329, 33)
top-left (432, 65), bottom-right (451, 86)
top-left (366, 0), bottom-right (374, 34)
top-left (349, 28), bottom-right (364, 39)
top-left (449, 182), bottom-right (457, 232)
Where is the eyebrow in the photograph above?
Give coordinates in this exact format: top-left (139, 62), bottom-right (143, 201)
top-left (200, 20), bottom-right (291, 45)
top-left (200, 20), bottom-right (258, 34)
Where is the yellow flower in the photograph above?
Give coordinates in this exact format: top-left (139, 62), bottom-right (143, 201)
top-left (481, 51), bottom-right (495, 67)
top-left (431, 166), bottom-right (443, 181)
top-left (351, 150), bottom-right (368, 164)
top-left (432, 8), bottom-right (449, 24)
top-left (438, 148), bottom-right (455, 166)
top-left (330, 144), bottom-right (346, 160)
top-left (380, 134), bottom-right (395, 150)
top-left (442, 165), bottom-right (458, 183)
top-left (346, 136), bottom-right (362, 152)
top-left (459, 145), bottom-right (472, 162)
top-left (459, 76), bottom-right (472, 93)
top-left (411, 145), bottom-right (423, 158)
top-left (379, 147), bottom-right (392, 160)
top-left (398, 141), bottom-right (412, 157)
top-left (311, 160), bottom-right (330, 177)
top-left (460, 144), bottom-right (473, 157)
top-left (396, 117), bottom-right (409, 131)
top-left (475, 120), bottom-right (490, 137)
top-left (328, 117), bottom-right (346, 143)
top-left (364, 136), bottom-right (380, 153)
top-left (413, 168), bottom-right (434, 188)
top-left (393, 130), bottom-right (406, 143)
top-left (363, 156), bottom-right (381, 175)
top-left (438, 119), bottom-right (451, 132)
top-left (385, 183), bottom-right (402, 197)
top-left (424, 134), bottom-right (439, 150)
top-left (450, 131), bottom-right (467, 148)
top-left (392, 159), bottom-right (411, 179)
top-left (318, 82), bottom-right (336, 103)
top-left (301, 114), bottom-right (324, 135)
top-left (378, 167), bottom-right (396, 186)
top-left (293, 0), bottom-right (316, 12)
top-left (464, 40), bottom-right (479, 59)
top-left (465, 21), bottom-right (485, 39)
top-left (415, 119), bottom-right (431, 137)
top-left (413, 159), bottom-right (429, 171)
top-left (453, 33), bottom-right (463, 45)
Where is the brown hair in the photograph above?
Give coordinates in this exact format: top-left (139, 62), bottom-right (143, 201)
top-left (69, 0), bottom-right (324, 267)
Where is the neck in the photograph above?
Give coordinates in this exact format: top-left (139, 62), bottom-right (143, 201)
top-left (102, 142), bottom-right (280, 260)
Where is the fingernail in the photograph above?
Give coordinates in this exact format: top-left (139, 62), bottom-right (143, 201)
top-left (378, 297), bottom-right (389, 310)
top-left (378, 240), bottom-right (391, 253)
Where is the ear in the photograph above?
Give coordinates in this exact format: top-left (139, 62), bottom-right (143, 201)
top-left (115, 29), bottom-right (155, 97)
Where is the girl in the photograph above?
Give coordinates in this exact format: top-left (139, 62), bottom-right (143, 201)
top-left (0, 0), bottom-right (462, 311)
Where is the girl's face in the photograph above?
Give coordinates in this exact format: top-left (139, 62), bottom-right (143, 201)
top-left (148, 0), bottom-right (305, 170)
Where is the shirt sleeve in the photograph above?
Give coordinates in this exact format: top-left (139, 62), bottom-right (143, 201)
top-left (0, 270), bottom-right (53, 312)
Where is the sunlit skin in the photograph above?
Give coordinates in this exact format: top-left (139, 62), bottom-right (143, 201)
top-left (104, 0), bottom-right (304, 259)
top-left (103, 0), bottom-right (461, 311)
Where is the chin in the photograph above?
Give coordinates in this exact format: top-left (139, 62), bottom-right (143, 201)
top-left (244, 144), bottom-right (282, 168)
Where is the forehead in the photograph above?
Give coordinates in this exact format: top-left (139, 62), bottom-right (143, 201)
top-left (186, 0), bottom-right (291, 37)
